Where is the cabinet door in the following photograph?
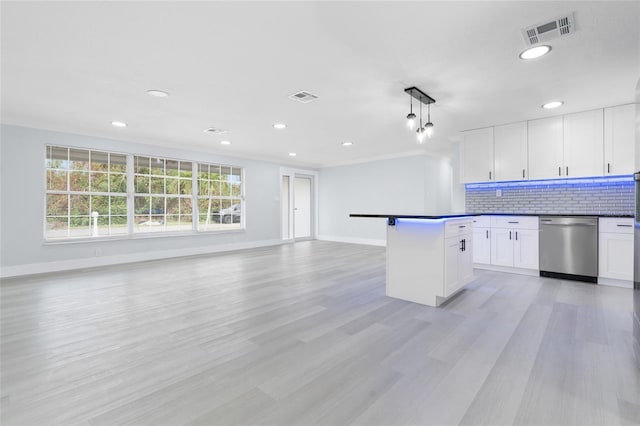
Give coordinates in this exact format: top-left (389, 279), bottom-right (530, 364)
top-left (563, 109), bottom-right (604, 178)
top-left (528, 116), bottom-right (564, 180)
top-left (513, 229), bottom-right (539, 270)
top-left (445, 237), bottom-right (461, 294)
top-left (491, 228), bottom-right (514, 267)
top-left (599, 232), bottom-right (634, 280)
top-left (472, 227), bottom-right (491, 264)
top-left (458, 236), bottom-right (474, 286)
top-left (604, 104), bottom-right (636, 175)
top-left (460, 127), bottom-right (494, 183)
top-left (494, 122), bottom-right (528, 181)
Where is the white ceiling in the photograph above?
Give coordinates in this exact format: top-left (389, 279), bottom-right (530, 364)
top-left (2, 1), bottom-right (639, 168)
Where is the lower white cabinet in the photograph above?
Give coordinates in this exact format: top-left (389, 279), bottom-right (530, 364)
top-left (599, 217), bottom-right (634, 286)
top-left (386, 217), bottom-right (474, 307)
top-left (472, 216), bottom-right (491, 264)
top-left (489, 216), bottom-right (539, 271)
top-left (445, 234), bottom-right (474, 296)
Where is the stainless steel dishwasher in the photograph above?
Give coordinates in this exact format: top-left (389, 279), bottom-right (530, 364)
top-left (539, 216), bottom-right (598, 283)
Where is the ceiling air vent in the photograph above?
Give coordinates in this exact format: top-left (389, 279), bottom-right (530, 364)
top-left (289, 90), bottom-right (318, 104)
top-left (521, 12), bottom-right (575, 46)
top-left (203, 127), bottom-right (228, 135)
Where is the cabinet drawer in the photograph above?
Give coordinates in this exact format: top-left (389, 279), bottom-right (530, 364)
top-left (444, 219), bottom-right (473, 238)
top-left (472, 216), bottom-right (491, 228)
top-left (599, 217), bottom-right (634, 234)
top-left (490, 216), bottom-right (539, 230)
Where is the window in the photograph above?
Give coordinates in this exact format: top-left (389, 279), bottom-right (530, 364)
top-left (133, 156), bottom-right (193, 233)
top-left (197, 163), bottom-right (243, 231)
top-left (45, 146), bottom-right (128, 239)
top-left (44, 145), bottom-right (244, 240)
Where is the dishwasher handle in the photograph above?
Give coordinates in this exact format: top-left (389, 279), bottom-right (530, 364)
top-left (540, 219), bottom-right (597, 226)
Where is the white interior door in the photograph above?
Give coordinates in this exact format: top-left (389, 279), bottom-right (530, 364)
top-left (294, 176), bottom-right (312, 239)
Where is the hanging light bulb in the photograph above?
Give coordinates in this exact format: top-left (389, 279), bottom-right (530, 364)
top-left (424, 102), bottom-right (434, 138)
top-left (416, 97), bottom-right (425, 144)
top-left (406, 95), bottom-right (416, 130)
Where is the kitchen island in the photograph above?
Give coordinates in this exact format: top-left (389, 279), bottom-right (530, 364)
top-left (350, 214), bottom-right (475, 307)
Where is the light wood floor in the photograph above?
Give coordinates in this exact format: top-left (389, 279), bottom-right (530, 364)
top-left (1, 241), bottom-right (639, 425)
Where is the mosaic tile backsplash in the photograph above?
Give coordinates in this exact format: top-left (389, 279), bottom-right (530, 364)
top-left (465, 176), bottom-right (635, 216)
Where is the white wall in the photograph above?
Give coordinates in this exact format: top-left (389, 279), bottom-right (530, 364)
top-left (0, 124), bottom-right (284, 277)
top-left (318, 154), bottom-right (454, 245)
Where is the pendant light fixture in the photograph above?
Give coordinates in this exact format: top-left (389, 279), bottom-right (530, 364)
top-left (406, 96), bottom-right (416, 130)
top-left (416, 98), bottom-right (426, 144)
top-left (404, 87), bottom-right (435, 144)
top-left (425, 102), bottom-right (434, 138)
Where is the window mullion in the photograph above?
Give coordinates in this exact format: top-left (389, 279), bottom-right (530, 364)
top-left (192, 162), bottom-right (198, 231)
top-left (127, 154), bottom-right (134, 236)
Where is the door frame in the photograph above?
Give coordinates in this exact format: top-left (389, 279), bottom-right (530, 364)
top-left (280, 167), bottom-right (319, 242)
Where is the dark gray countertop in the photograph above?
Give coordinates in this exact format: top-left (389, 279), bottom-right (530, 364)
top-left (350, 213), bottom-right (634, 219)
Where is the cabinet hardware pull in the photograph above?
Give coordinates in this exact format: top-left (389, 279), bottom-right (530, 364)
top-left (566, 166), bottom-right (569, 176)
top-left (462, 239), bottom-right (466, 251)
top-left (616, 224), bottom-right (632, 227)
top-left (522, 169), bottom-right (525, 179)
top-left (458, 225), bottom-right (466, 228)
top-left (558, 166), bottom-right (561, 176)
top-left (509, 231), bottom-right (512, 240)
top-left (508, 221), bottom-right (519, 223)
top-left (460, 240), bottom-right (464, 251)
top-left (489, 171), bottom-right (492, 180)
top-left (486, 230), bottom-right (489, 238)
top-left (515, 231), bottom-right (518, 241)
top-left (607, 163), bottom-right (611, 173)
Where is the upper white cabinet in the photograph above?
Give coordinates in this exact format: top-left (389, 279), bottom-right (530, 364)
top-left (528, 116), bottom-right (564, 180)
top-left (494, 121), bottom-right (528, 181)
top-left (604, 104), bottom-right (636, 175)
top-left (460, 127), bottom-right (494, 183)
top-left (563, 109), bottom-right (604, 178)
top-left (459, 103), bottom-right (634, 183)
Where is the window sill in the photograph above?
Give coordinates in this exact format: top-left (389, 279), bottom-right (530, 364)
top-left (43, 228), bottom-right (246, 245)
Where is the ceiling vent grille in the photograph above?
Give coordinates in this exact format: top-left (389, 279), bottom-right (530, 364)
top-left (521, 12), bottom-right (575, 46)
top-left (289, 90), bottom-right (318, 103)
top-left (204, 127), bottom-right (228, 135)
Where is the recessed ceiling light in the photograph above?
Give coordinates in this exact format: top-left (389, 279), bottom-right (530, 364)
top-left (341, 141), bottom-right (354, 147)
top-left (111, 121), bottom-right (127, 127)
top-left (288, 152), bottom-right (297, 157)
top-left (542, 101), bottom-right (564, 109)
top-left (519, 45), bottom-right (552, 60)
top-left (273, 123), bottom-right (287, 129)
top-left (220, 140), bottom-right (231, 145)
top-left (146, 89), bottom-right (169, 98)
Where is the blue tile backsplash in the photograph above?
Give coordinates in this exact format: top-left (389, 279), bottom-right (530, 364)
top-left (465, 175), bottom-right (634, 216)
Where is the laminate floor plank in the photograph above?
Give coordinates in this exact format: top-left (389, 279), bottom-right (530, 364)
top-left (1, 241), bottom-right (638, 425)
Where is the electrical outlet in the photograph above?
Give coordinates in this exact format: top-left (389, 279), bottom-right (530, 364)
top-left (496, 189), bottom-right (502, 197)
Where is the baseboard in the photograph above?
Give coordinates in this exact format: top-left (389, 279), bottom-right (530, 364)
top-left (0, 238), bottom-right (284, 279)
top-left (597, 277), bottom-right (633, 289)
top-left (317, 235), bottom-right (386, 247)
top-left (473, 263), bottom-right (539, 277)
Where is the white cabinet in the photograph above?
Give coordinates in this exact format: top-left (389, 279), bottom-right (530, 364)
top-left (604, 104), bottom-right (636, 175)
top-left (528, 116), bottom-right (564, 180)
top-left (599, 217), bottom-right (634, 286)
top-left (472, 216), bottom-right (491, 265)
top-left (494, 121), bottom-right (528, 181)
top-left (386, 217), bottom-right (474, 307)
top-left (445, 234), bottom-right (473, 296)
top-left (490, 216), bottom-right (539, 270)
top-left (460, 127), bottom-right (494, 183)
top-left (563, 109), bottom-right (604, 178)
